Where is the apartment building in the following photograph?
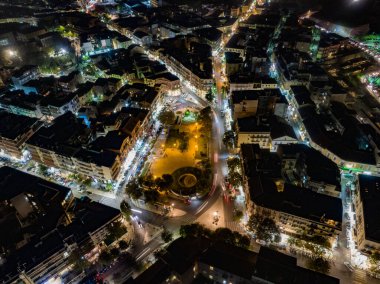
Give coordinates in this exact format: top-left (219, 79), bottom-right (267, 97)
top-left (26, 112), bottom-right (121, 181)
top-left (0, 111), bottom-right (42, 158)
top-left (0, 167), bottom-right (121, 283)
top-left (353, 175), bottom-right (380, 255)
top-left (231, 88), bottom-right (281, 119)
top-left (241, 144), bottom-right (342, 239)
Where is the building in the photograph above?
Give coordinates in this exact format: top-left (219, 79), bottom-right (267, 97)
top-left (39, 92), bottom-right (80, 119)
top-left (159, 37), bottom-right (214, 95)
top-left (277, 144), bottom-right (341, 197)
top-left (316, 33), bottom-right (347, 61)
top-left (0, 91), bottom-right (43, 118)
top-left (0, 111), bottom-right (42, 159)
top-left (132, 237), bottom-right (340, 284)
top-left (11, 65), bottom-right (39, 88)
top-left (26, 112), bottom-right (121, 181)
top-left (353, 175), bottom-right (380, 255)
top-left (150, 0), bottom-right (162, 7)
top-left (241, 144), bottom-right (342, 239)
top-left (197, 242), bottom-right (257, 283)
top-left (300, 101), bottom-right (380, 174)
top-left (236, 116), bottom-right (271, 149)
top-left (231, 88), bottom-right (281, 119)
top-left (0, 167), bottom-right (121, 284)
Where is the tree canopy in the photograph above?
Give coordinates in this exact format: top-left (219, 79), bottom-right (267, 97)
top-left (248, 215), bottom-right (281, 244)
top-left (125, 179), bottom-right (143, 200)
top-left (67, 248), bottom-right (91, 272)
top-left (158, 110), bottom-right (175, 126)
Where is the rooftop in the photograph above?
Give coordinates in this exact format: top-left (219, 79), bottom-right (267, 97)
top-left (241, 144), bottom-right (342, 228)
top-left (0, 167), bottom-right (120, 283)
top-left (358, 174), bottom-right (380, 243)
top-left (231, 89), bottom-right (281, 104)
top-left (0, 111), bottom-right (40, 140)
top-left (301, 102), bottom-right (376, 165)
top-left (255, 247), bottom-right (340, 284)
top-left (199, 242), bottom-right (258, 279)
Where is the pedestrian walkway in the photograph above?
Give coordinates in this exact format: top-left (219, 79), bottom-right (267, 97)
top-left (142, 223), bottom-right (163, 245)
top-left (225, 220), bottom-right (245, 234)
top-left (88, 187), bottom-right (116, 199)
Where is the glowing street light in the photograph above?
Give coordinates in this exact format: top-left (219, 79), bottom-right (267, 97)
top-left (7, 49), bottom-right (17, 57)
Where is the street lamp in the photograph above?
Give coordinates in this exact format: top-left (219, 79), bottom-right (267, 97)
top-left (8, 50), bottom-right (16, 57)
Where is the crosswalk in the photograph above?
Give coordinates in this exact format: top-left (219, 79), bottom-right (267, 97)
top-left (352, 269), bottom-right (371, 284)
top-left (225, 221), bottom-right (245, 234)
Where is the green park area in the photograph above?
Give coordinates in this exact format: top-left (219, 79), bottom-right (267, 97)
top-left (125, 107), bottom-right (213, 204)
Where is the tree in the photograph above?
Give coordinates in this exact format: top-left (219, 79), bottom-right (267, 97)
top-left (179, 223), bottom-right (211, 238)
top-left (247, 214), bottom-right (263, 232)
top-left (161, 230), bottom-right (173, 243)
top-left (370, 252), bottom-right (380, 264)
top-left (227, 156), bottom-right (241, 173)
top-left (233, 231), bottom-right (250, 249)
top-left (213, 228), bottom-right (235, 244)
top-left (82, 178), bottom-right (92, 187)
top-left (179, 135), bottom-right (189, 152)
top-left (108, 221), bottom-right (127, 241)
top-left (144, 189), bottom-right (159, 204)
top-left (205, 92), bottom-right (214, 103)
top-left (110, 247), bottom-right (120, 258)
top-left (248, 215), bottom-right (280, 244)
top-left (120, 201), bottom-right (131, 219)
top-left (307, 257), bottom-right (331, 274)
top-left (118, 240), bottom-right (129, 250)
top-left (233, 209), bottom-right (243, 221)
top-left (67, 248), bottom-right (91, 272)
top-left (227, 171), bottom-right (243, 188)
top-left (161, 174), bottom-right (174, 189)
top-left (140, 174), bottom-right (155, 188)
top-left (158, 110), bottom-right (175, 126)
top-left (105, 182), bottom-right (114, 191)
top-left (223, 130), bottom-right (235, 148)
top-left (38, 164), bottom-right (49, 176)
top-left (125, 179), bottom-right (143, 200)
top-left (199, 107), bottom-right (212, 122)
top-left (98, 250), bottom-right (113, 266)
top-left (257, 218), bottom-right (281, 244)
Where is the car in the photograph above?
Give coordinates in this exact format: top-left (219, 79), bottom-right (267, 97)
top-left (344, 262), bottom-right (354, 272)
top-left (131, 215), bottom-right (138, 221)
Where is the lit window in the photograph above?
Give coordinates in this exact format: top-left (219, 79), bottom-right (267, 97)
top-left (210, 266), bottom-right (214, 271)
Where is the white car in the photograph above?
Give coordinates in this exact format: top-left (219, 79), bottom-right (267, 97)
top-left (344, 262), bottom-right (354, 272)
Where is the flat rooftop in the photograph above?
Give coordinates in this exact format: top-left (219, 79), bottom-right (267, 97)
top-left (0, 111), bottom-right (40, 140)
top-left (0, 167), bottom-right (120, 283)
top-left (358, 174), bottom-right (380, 243)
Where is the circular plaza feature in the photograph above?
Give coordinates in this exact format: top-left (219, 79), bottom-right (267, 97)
top-left (178, 174), bottom-right (198, 188)
top-left (171, 167), bottom-right (202, 196)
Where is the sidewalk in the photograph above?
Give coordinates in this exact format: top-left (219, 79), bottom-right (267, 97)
top-left (141, 223), bottom-right (163, 245)
top-left (88, 187), bottom-right (116, 199)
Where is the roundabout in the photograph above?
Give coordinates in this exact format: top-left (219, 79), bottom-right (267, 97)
top-left (171, 167), bottom-right (203, 196)
top-left (178, 173), bottom-right (198, 188)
